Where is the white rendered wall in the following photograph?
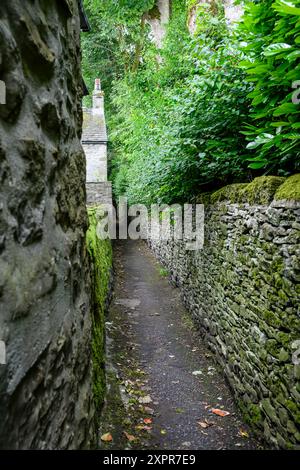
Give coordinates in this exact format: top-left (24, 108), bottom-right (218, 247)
top-left (84, 143), bottom-right (107, 182)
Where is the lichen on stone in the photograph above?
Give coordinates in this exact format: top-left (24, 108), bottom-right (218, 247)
top-left (275, 174), bottom-right (300, 202)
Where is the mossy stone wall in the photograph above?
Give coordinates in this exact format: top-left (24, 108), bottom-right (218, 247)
top-left (0, 0), bottom-right (95, 449)
top-left (86, 208), bottom-right (113, 427)
top-left (149, 176), bottom-right (300, 449)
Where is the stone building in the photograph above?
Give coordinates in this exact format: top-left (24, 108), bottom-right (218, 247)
top-left (82, 79), bottom-right (112, 206)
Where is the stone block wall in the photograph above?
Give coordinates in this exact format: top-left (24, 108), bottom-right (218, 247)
top-left (86, 182), bottom-right (113, 207)
top-left (0, 0), bottom-right (95, 449)
top-left (148, 176), bottom-right (300, 449)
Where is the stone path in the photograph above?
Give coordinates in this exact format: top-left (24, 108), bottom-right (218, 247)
top-left (99, 240), bottom-right (261, 450)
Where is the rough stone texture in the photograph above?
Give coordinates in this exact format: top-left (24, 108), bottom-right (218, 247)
top-left (0, 0), bottom-right (95, 449)
top-left (148, 185), bottom-right (300, 449)
top-left (86, 182), bottom-right (113, 206)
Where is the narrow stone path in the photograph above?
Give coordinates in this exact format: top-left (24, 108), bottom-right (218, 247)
top-left (99, 240), bottom-right (261, 450)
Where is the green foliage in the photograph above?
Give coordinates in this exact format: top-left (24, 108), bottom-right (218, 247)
top-left (110, 1), bottom-right (253, 204)
top-left (159, 268), bottom-right (169, 278)
top-left (82, 0), bottom-right (155, 106)
top-left (82, 0), bottom-right (300, 205)
top-left (239, 0), bottom-right (300, 173)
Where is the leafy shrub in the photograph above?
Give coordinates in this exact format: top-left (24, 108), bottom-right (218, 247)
top-left (82, 0), bottom-right (300, 205)
top-left (110, 1), bottom-right (254, 204)
top-left (239, 0), bottom-right (300, 173)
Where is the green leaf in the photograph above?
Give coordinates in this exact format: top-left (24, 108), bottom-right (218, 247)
top-left (273, 1), bottom-right (300, 16)
top-left (248, 162), bottom-right (267, 169)
top-left (273, 102), bottom-right (298, 116)
top-left (270, 121), bottom-right (290, 127)
top-left (246, 141), bottom-right (261, 150)
top-left (264, 43), bottom-right (292, 56)
top-left (285, 132), bottom-right (300, 139)
top-left (286, 50), bottom-right (300, 61)
top-left (246, 64), bottom-right (270, 74)
top-left (246, 133), bottom-right (275, 149)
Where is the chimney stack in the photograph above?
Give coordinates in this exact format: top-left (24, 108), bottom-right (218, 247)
top-left (92, 78), bottom-right (104, 117)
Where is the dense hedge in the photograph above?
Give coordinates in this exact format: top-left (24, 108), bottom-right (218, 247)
top-left (82, 0), bottom-right (300, 205)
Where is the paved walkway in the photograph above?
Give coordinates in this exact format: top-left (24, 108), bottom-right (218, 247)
top-left (99, 240), bottom-right (260, 450)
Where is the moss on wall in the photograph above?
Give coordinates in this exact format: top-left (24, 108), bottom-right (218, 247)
top-left (275, 174), bottom-right (300, 201)
top-left (240, 176), bottom-right (286, 205)
top-left (86, 207), bottom-right (113, 415)
top-left (210, 183), bottom-right (248, 204)
top-left (197, 175), bottom-right (300, 205)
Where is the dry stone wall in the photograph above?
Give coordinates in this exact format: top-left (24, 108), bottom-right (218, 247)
top-left (148, 176), bottom-right (300, 449)
top-left (0, 0), bottom-right (95, 449)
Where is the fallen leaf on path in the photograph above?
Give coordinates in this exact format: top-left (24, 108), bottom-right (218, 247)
top-left (160, 429), bottom-right (167, 435)
top-left (239, 429), bottom-right (249, 438)
top-left (101, 433), bottom-right (113, 442)
top-left (198, 421), bottom-right (215, 429)
top-left (143, 418), bottom-right (152, 424)
top-left (136, 425), bottom-right (152, 432)
top-left (182, 441), bottom-right (191, 447)
top-left (211, 408), bottom-right (230, 417)
top-left (192, 370), bottom-right (203, 376)
top-left (139, 395), bottom-right (152, 404)
top-left (198, 421), bottom-right (209, 429)
top-left (143, 406), bottom-right (154, 415)
top-left (124, 432), bottom-right (136, 442)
